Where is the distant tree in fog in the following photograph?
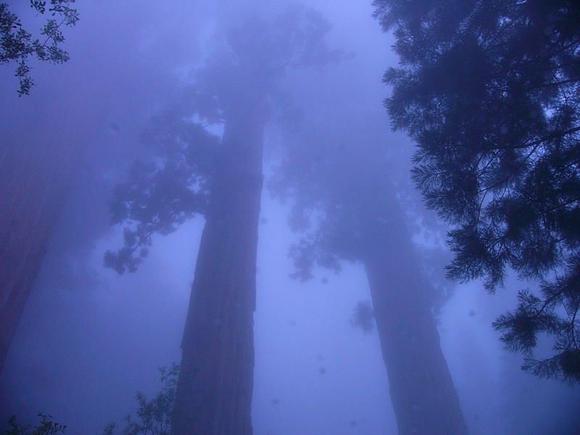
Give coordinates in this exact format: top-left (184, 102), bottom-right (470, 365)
top-left (273, 120), bottom-right (468, 434)
top-left (0, 0), bottom-right (78, 95)
top-left (374, 0), bottom-right (579, 381)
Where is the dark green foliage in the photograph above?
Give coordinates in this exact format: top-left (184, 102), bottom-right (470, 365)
top-left (104, 107), bottom-right (218, 274)
top-left (0, 0), bottom-right (78, 95)
top-left (375, 0), bottom-right (579, 381)
top-left (103, 364), bottom-right (179, 435)
top-left (3, 414), bottom-right (66, 435)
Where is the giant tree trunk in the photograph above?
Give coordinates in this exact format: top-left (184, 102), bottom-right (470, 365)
top-left (0, 80), bottom-right (110, 375)
top-left (0, 143), bottom-right (72, 373)
top-left (171, 103), bottom-right (266, 435)
top-left (363, 203), bottom-right (467, 435)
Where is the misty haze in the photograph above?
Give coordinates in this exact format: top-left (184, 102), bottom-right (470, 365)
top-left (1, 1), bottom-right (579, 434)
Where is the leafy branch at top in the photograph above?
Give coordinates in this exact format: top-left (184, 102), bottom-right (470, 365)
top-left (0, 0), bottom-right (79, 95)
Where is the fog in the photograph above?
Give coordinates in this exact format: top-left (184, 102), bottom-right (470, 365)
top-left (1, 1), bottom-right (579, 434)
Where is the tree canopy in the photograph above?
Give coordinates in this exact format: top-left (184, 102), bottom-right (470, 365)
top-left (105, 5), bottom-right (340, 275)
top-left (374, 0), bottom-right (579, 381)
top-left (0, 0), bottom-right (78, 95)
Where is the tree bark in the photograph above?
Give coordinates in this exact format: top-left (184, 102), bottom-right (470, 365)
top-left (363, 203), bottom-right (468, 435)
top-left (0, 143), bottom-right (71, 373)
top-left (171, 103), bottom-right (266, 435)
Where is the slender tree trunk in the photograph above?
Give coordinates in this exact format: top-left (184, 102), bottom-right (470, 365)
top-left (171, 102), bottom-right (266, 435)
top-left (362, 202), bottom-right (468, 435)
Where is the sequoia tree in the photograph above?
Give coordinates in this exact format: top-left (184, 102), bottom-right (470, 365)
top-left (0, 0), bottom-right (79, 372)
top-left (273, 109), bottom-right (467, 433)
top-left (0, 140), bottom-right (75, 373)
top-left (106, 7), bottom-right (338, 434)
top-left (374, 0), bottom-right (579, 381)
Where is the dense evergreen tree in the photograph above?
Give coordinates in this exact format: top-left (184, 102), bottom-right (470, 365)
top-left (0, 0), bottom-right (78, 95)
top-left (374, 0), bottom-right (580, 381)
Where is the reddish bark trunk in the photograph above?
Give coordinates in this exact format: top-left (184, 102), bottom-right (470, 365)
top-left (171, 104), bottom-right (265, 435)
top-left (363, 205), bottom-right (467, 435)
top-left (0, 143), bottom-right (72, 373)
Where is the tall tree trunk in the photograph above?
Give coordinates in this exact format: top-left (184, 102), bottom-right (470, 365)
top-left (0, 143), bottom-right (72, 373)
top-left (171, 102), bottom-right (266, 435)
top-left (0, 78), bottom-right (110, 375)
top-left (362, 201), bottom-right (468, 435)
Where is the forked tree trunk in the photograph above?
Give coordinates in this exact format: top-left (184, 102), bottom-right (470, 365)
top-left (171, 102), bottom-right (266, 435)
top-left (363, 204), bottom-right (467, 435)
